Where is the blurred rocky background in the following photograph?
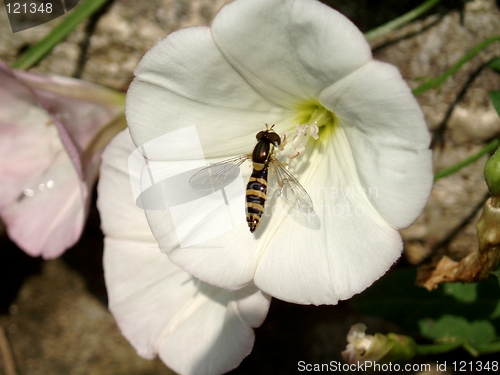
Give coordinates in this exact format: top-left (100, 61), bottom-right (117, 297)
top-left (1, 0), bottom-right (500, 374)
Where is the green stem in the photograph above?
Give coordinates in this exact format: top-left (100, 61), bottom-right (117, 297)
top-left (11, 0), bottom-right (112, 70)
top-left (415, 342), bottom-right (462, 356)
top-left (364, 0), bottom-right (442, 42)
top-left (463, 342), bottom-right (480, 357)
top-left (473, 341), bottom-right (500, 354)
top-left (434, 139), bottom-right (500, 181)
top-left (413, 36), bottom-right (500, 96)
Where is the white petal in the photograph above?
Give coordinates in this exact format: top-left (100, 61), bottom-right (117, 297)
top-left (98, 131), bottom-right (271, 374)
top-left (145, 206), bottom-right (262, 290)
top-left (0, 63), bottom-right (123, 258)
top-left (212, 0), bottom-right (372, 105)
top-left (0, 65), bottom-right (85, 258)
top-left (254, 127), bottom-right (404, 304)
top-left (124, 127), bottom-right (265, 290)
top-left (104, 238), bottom-right (270, 375)
top-left (13, 68), bottom-right (125, 109)
top-left (2, 62), bottom-right (124, 183)
top-left (2, 151), bottom-right (85, 259)
top-left (127, 26), bottom-right (290, 157)
top-left (97, 130), bottom-right (154, 242)
top-left (0, 108), bottom-right (60, 211)
top-left (157, 281), bottom-right (269, 375)
top-left (319, 60), bottom-right (433, 228)
top-left (134, 138), bottom-right (265, 289)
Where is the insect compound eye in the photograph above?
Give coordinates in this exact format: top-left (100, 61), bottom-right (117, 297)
top-left (256, 131), bottom-right (264, 140)
top-left (267, 132), bottom-right (281, 147)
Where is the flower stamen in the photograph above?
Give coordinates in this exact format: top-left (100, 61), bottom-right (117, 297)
top-left (295, 100), bottom-right (335, 130)
top-left (308, 106), bottom-right (332, 128)
top-left (283, 124), bottom-right (319, 164)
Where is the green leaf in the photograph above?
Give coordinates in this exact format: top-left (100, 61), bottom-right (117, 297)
top-left (492, 264), bottom-right (500, 286)
top-left (490, 90), bottom-right (500, 117)
top-left (492, 270), bottom-right (500, 285)
top-left (488, 57), bottom-right (500, 73)
top-left (419, 315), bottom-right (496, 345)
top-left (349, 269), bottom-right (500, 352)
top-left (442, 282), bottom-right (477, 303)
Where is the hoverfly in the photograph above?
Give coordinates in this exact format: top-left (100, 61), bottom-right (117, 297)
top-left (189, 124), bottom-right (314, 233)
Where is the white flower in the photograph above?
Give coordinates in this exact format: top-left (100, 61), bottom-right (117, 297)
top-left (97, 130), bottom-right (270, 375)
top-left (342, 323), bottom-right (383, 363)
top-left (125, 0), bottom-right (433, 304)
top-left (342, 323), bottom-right (417, 364)
top-left (0, 62), bottom-right (124, 258)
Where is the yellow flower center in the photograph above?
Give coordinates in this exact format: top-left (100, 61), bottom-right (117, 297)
top-left (295, 100), bottom-right (335, 130)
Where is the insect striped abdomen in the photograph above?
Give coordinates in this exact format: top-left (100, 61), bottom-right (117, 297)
top-left (246, 167), bottom-right (268, 233)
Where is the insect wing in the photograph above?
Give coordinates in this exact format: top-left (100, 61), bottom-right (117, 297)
top-left (270, 155), bottom-right (314, 212)
top-left (189, 154), bottom-right (250, 190)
